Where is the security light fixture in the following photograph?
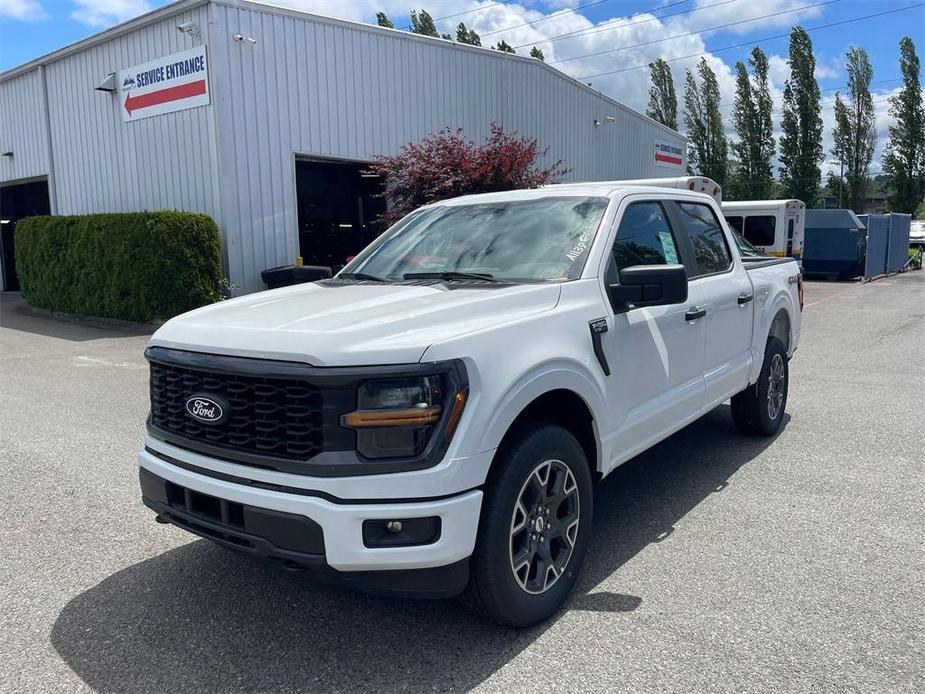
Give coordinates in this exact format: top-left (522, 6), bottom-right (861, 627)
top-left (233, 33), bottom-right (257, 44)
top-left (95, 72), bottom-right (117, 93)
top-left (1, 151), bottom-right (13, 158)
top-left (177, 21), bottom-right (200, 39)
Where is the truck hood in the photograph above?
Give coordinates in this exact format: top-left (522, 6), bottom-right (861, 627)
top-left (149, 281), bottom-right (562, 366)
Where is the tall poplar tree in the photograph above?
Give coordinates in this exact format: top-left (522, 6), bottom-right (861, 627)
top-left (729, 47), bottom-right (775, 199)
top-left (410, 10), bottom-right (439, 37)
top-left (831, 47), bottom-right (876, 213)
top-left (684, 58), bottom-right (727, 185)
top-left (647, 58), bottom-right (678, 130)
top-left (779, 27), bottom-right (823, 205)
top-left (375, 12), bottom-right (394, 28)
top-left (456, 22), bottom-right (481, 46)
top-left (882, 37), bottom-right (925, 213)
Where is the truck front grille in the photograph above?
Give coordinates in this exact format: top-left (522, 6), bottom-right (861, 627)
top-left (149, 360), bottom-right (324, 461)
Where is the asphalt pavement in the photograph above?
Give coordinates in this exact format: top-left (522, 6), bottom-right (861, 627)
top-left (0, 273), bottom-right (922, 693)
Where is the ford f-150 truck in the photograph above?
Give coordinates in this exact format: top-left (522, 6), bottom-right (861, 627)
top-left (139, 182), bottom-right (802, 626)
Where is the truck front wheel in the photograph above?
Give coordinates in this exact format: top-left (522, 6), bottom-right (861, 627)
top-left (731, 336), bottom-right (789, 436)
top-left (463, 424), bottom-right (593, 627)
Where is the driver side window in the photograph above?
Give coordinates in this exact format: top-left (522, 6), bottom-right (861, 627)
top-left (613, 202), bottom-right (681, 272)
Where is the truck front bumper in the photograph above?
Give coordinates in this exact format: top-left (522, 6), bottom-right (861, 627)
top-left (138, 449), bottom-right (482, 598)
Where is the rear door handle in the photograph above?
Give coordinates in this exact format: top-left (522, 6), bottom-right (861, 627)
top-left (737, 293), bottom-right (754, 305)
top-left (685, 306), bottom-right (706, 321)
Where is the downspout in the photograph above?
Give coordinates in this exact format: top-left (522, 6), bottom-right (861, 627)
top-left (39, 65), bottom-right (58, 214)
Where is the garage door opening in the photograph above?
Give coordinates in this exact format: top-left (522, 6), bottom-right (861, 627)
top-left (1, 179), bottom-right (51, 292)
top-left (295, 159), bottom-right (386, 271)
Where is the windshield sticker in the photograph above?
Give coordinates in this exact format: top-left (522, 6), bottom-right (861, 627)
top-left (659, 232), bottom-right (678, 263)
top-left (565, 228), bottom-right (595, 262)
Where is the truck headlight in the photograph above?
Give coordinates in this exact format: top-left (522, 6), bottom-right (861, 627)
top-left (341, 375), bottom-right (466, 459)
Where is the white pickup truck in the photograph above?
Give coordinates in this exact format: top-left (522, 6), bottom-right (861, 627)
top-left (139, 182), bottom-right (802, 626)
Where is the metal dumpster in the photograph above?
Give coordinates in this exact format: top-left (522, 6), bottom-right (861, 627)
top-left (803, 209), bottom-right (866, 279)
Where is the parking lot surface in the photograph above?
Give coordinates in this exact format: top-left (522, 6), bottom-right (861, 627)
top-left (1, 274), bottom-right (923, 693)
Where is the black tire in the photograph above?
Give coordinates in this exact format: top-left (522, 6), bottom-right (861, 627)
top-left (463, 423), bottom-right (593, 627)
top-left (731, 336), bottom-right (789, 436)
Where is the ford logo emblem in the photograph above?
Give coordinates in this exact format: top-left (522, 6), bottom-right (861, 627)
top-left (185, 394), bottom-right (228, 425)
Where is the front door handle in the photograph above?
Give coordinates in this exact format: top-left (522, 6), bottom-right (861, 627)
top-left (737, 293), bottom-right (754, 305)
top-left (685, 306), bottom-right (707, 321)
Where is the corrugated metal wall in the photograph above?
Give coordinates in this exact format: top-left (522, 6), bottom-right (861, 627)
top-left (0, 68), bottom-right (50, 184)
top-left (209, 1), bottom-right (687, 292)
top-left (1, 0), bottom-right (686, 294)
top-left (42, 5), bottom-right (222, 227)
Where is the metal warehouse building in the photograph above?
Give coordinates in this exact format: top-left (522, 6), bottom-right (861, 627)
top-left (0, 0), bottom-right (687, 294)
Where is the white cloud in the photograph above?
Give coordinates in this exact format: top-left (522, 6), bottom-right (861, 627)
top-left (671, 0), bottom-right (829, 36)
top-left (70, 0), bottom-right (152, 27)
top-left (0, 0), bottom-right (47, 21)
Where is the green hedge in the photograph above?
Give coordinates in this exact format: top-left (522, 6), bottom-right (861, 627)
top-left (15, 211), bottom-right (222, 323)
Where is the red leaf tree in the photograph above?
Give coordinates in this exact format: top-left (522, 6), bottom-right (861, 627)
top-left (368, 124), bottom-right (570, 225)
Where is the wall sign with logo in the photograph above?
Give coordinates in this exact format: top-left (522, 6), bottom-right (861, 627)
top-left (654, 140), bottom-right (684, 168)
top-left (119, 45), bottom-right (210, 122)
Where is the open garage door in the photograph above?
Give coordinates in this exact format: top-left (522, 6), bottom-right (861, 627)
top-left (295, 158), bottom-right (386, 271)
top-left (0, 179), bottom-right (51, 292)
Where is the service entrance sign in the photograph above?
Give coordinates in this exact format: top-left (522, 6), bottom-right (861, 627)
top-left (119, 46), bottom-right (210, 122)
top-left (654, 140), bottom-right (684, 168)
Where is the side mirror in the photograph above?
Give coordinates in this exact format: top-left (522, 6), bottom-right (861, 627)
top-left (608, 264), bottom-right (688, 313)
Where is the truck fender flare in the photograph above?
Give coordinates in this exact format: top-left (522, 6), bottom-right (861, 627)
top-left (475, 359), bottom-right (606, 468)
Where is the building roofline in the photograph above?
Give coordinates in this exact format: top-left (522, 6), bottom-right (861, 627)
top-left (0, 0), bottom-right (685, 141)
top-left (0, 0), bottom-right (207, 82)
top-left (220, 0), bottom-right (684, 140)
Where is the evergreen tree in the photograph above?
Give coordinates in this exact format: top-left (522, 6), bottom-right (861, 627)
top-left (683, 58), bottom-right (727, 186)
top-left (410, 9), bottom-right (439, 37)
top-left (456, 22), bottom-right (481, 46)
top-left (375, 12), bottom-right (394, 28)
top-left (493, 40), bottom-right (516, 54)
top-left (530, 46), bottom-right (545, 62)
top-left (729, 47), bottom-right (774, 200)
top-left (882, 37), bottom-right (925, 213)
top-left (779, 27), bottom-right (824, 206)
top-left (830, 47), bottom-right (876, 213)
top-left (646, 58), bottom-right (678, 130)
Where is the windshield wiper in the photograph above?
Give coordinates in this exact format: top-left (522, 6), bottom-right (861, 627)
top-left (403, 271), bottom-right (498, 282)
top-left (337, 272), bottom-right (391, 282)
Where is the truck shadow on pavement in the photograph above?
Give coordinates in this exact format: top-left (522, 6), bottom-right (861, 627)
top-left (51, 406), bottom-right (786, 693)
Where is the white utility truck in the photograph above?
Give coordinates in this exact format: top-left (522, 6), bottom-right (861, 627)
top-left (722, 199), bottom-right (806, 259)
top-left (139, 182), bottom-right (802, 626)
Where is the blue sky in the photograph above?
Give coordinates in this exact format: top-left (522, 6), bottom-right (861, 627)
top-left (2, 0), bottom-right (923, 171)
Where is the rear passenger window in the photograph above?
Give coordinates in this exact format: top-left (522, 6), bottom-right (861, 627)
top-left (612, 202), bottom-right (680, 272)
top-left (744, 215), bottom-right (776, 246)
top-left (676, 202), bottom-right (733, 276)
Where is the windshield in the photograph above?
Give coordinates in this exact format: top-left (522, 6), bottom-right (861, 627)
top-left (341, 196), bottom-right (609, 282)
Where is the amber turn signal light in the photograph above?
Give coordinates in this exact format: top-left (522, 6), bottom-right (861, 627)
top-left (341, 406), bottom-right (442, 428)
top-left (443, 389), bottom-right (468, 441)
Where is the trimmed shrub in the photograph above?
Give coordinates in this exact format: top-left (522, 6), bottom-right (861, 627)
top-left (15, 211), bottom-right (222, 322)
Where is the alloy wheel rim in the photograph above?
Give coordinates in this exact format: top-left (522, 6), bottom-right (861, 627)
top-left (767, 353), bottom-right (785, 421)
top-left (509, 459), bottom-right (580, 595)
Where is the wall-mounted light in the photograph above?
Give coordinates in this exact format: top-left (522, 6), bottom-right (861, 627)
top-left (177, 21), bottom-right (200, 39)
top-left (233, 33), bottom-right (257, 45)
top-left (1, 151), bottom-right (13, 158)
top-left (95, 72), bottom-right (116, 93)
top-left (594, 115), bottom-right (616, 128)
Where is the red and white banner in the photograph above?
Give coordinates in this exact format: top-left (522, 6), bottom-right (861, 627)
top-left (119, 46), bottom-right (210, 122)
top-left (654, 140), bottom-right (684, 168)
